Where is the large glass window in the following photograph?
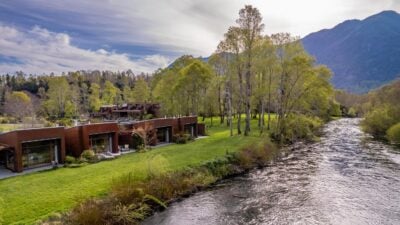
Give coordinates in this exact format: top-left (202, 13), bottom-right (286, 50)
top-left (184, 124), bottom-right (196, 137)
top-left (157, 127), bottom-right (171, 143)
top-left (89, 133), bottom-right (112, 153)
top-left (6, 151), bottom-right (14, 170)
top-left (22, 139), bottom-right (59, 168)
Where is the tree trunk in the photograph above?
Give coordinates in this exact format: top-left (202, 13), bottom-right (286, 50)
top-left (244, 61), bottom-right (251, 136)
top-left (267, 72), bottom-right (272, 130)
top-left (228, 94), bottom-right (233, 137)
top-left (260, 99), bottom-right (265, 134)
top-left (237, 112), bottom-right (242, 135)
top-left (237, 69), bottom-right (244, 135)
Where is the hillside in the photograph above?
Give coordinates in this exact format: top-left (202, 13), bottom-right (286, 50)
top-left (302, 10), bottom-right (400, 93)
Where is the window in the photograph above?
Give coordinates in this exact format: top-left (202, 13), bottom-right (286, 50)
top-left (89, 133), bottom-right (112, 153)
top-left (157, 127), bottom-right (171, 143)
top-left (22, 139), bottom-right (60, 168)
top-left (184, 124), bottom-right (196, 137)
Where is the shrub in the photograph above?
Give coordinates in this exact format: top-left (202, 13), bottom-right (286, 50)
top-left (58, 140), bottom-right (278, 225)
top-left (347, 107), bottom-right (357, 117)
top-left (64, 156), bottom-right (76, 164)
top-left (387, 123), bottom-right (400, 145)
top-left (234, 140), bottom-right (277, 170)
top-left (271, 114), bottom-right (323, 143)
top-left (57, 118), bottom-right (73, 127)
top-left (44, 121), bottom-right (55, 127)
top-left (67, 199), bottom-right (106, 225)
top-left (362, 105), bottom-right (398, 138)
top-left (144, 114), bottom-right (153, 120)
top-left (132, 133), bottom-right (145, 149)
top-left (0, 117), bottom-right (9, 124)
top-left (80, 150), bottom-right (96, 161)
top-left (173, 133), bottom-right (191, 144)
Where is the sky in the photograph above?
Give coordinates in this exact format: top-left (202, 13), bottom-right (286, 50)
top-left (0, 0), bottom-right (399, 75)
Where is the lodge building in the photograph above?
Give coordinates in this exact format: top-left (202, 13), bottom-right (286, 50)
top-left (0, 114), bottom-right (205, 173)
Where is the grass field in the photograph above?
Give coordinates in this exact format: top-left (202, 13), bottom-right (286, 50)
top-left (0, 117), bottom-right (271, 224)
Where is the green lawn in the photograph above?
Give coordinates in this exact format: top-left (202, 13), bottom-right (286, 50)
top-left (0, 117), bottom-right (270, 224)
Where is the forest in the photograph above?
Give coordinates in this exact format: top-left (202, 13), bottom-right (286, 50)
top-left (2, 6), bottom-right (398, 146)
top-left (0, 6), bottom-right (340, 144)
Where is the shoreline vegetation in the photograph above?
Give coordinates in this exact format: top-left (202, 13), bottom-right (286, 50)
top-left (50, 140), bottom-right (279, 225)
top-left (0, 114), bottom-right (327, 225)
top-left (40, 114), bottom-right (326, 225)
top-left (336, 79), bottom-right (400, 145)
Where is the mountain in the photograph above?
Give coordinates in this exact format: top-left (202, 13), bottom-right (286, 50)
top-left (302, 10), bottom-right (400, 93)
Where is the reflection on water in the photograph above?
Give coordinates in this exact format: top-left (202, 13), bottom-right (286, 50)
top-left (143, 118), bottom-right (400, 225)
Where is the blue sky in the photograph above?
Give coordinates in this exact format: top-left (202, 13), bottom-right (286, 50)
top-left (0, 0), bottom-right (399, 75)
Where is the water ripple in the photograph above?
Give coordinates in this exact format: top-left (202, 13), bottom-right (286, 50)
top-left (143, 118), bottom-right (400, 225)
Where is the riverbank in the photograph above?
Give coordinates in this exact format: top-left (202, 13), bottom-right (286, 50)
top-left (55, 114), bottom-right (328, 224)
top-left (143, 118), bottom-right (400, 225)
top-left (0, 118), bottom-right (269, 224)
top-left (56, 139), bottom-right (279, 225)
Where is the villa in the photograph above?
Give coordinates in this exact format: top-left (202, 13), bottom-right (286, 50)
top-left (0, 127), bottom-right (66, 172)
top-left (0, 114), bottom-right (205, 173)
top-left (65, 122), bottom-right (120, 157)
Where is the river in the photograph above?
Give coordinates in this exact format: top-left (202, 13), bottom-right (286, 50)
top-left (143, 118), bottom-right (400, 225)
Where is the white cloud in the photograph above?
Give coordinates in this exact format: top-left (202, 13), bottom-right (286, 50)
top-left (1, 0), bottom-right (399, 74)
top-left (13, 0), bottom-right (399, 57)
top-left (0, 25), bottom-right (171, 74)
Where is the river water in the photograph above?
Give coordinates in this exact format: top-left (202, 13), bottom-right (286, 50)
top-left (143, 118), bottom-right (400, 225)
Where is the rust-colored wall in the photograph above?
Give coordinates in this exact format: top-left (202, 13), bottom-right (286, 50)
top-left (0, 127), bottom-right (66, 172)
top-left (65, 122), bottom-right (119, 157)
top-left (197, 123), bottom-right (206, 136)
top-left (119, 117), bottom-right (199, 146)
top-left (65, 126), bottom-right (83, 157)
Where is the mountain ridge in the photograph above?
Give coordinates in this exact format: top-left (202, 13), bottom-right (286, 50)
top-left (302, 10), bottom-right (400, 93)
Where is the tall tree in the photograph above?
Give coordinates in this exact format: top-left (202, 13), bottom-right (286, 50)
top-left (271, 33), bottom-right (333, 141)
top-left (43, 77), bottom-right (73, 118)
top-left (4, 91), bottom-right (33, 121)
top-left (101, 81), bottom-right (119, 105)
top-left (219, 26), bottom-right (244, 135)
top-left (89, 83), bottom-right (101, 112)
top-left (253, 36), bottom-right (277, 132)
top-left (237, 5), bottom-right (264, 136)
top-left (176, 60), bottom-right (213, 116)
top-left (132, 78), bottom-right (150, 103)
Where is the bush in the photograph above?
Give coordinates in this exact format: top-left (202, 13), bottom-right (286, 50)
top-left (144, 114), bottom-right (153, 120)
top-left (235, 140), bottom-right (278, 169)
top-left (65, 156), bottom-right (76, 164)
top-left (387, 123), bottom-right (400, 145)
top-left (57, 118), bottom-right (73, 127)
top-left (132, 133), bottom-right (145, 149)
top-left (271, 114), bottom-right (323, 143)
top-left (173, 133), bottom-right (191, 144)
top-left (44, 121), bottom-right (55, 127)
top-left (67, 199), bottom-right (106, 225)
top-left (0, 117), bottom-right (9, 124)
top-left (362, 105), bottom-right (398, 138)
top-left (347, 107), bottom-right (357, 117)
top-left (57, 140), bottom-right (278, 225)
top-left (80, 150), bottom-right (96, 161)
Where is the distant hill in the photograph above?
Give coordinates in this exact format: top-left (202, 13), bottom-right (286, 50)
top-left (302, 10), bottom-right (400, 93)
